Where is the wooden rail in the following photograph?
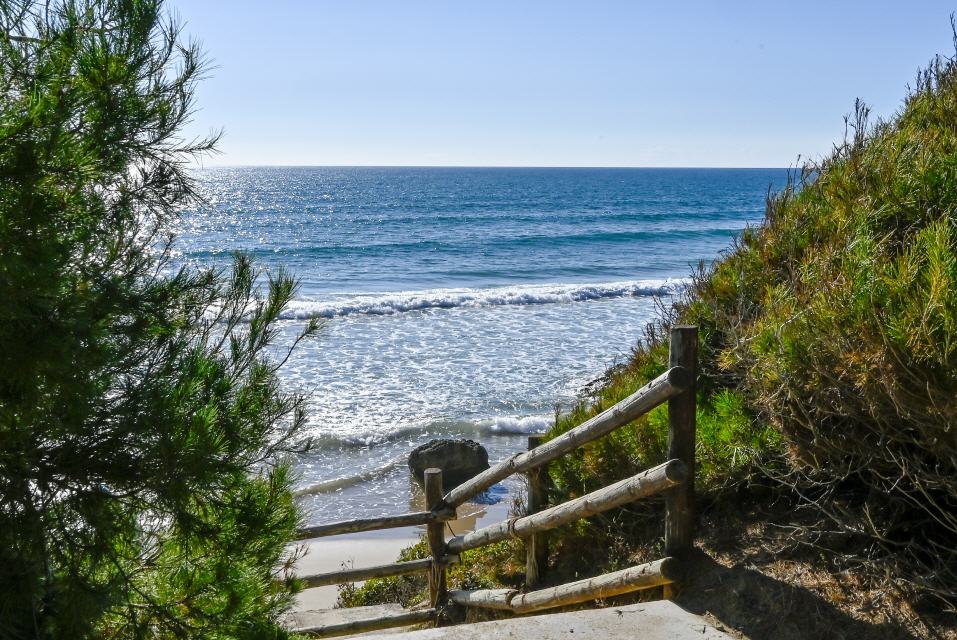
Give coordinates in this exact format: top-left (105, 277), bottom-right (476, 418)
top-left (446, 459), bottom-right (686, 554)
top-left (424, 468), bottom-right (449, 610)
top-left (291, 326), bottom-right (698, 635)
top-left (525, 434), bottom-right (548, 588)
top-left (449, 558), bottom-right (676, 614)
top-left (442, 364), bottom-right (691, 508)
top-left (300, 555), bottom-right (459, 588)
top-left (290, 608), bottom-right (437, 638)
top-left (294, 508), bottom-right (455, 540)
top-left (665, 326), bottom-right (697, 558)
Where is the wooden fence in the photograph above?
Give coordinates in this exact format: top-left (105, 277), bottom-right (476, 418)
top-left (289, 326), bottom-right (698, 638)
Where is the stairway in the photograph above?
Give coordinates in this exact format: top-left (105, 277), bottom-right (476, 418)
top-left (284, 603), bottom-right (431, 637)
top-left (288, 602), bottom-right (734, 639)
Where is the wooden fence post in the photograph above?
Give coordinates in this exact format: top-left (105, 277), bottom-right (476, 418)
top-left (424, 468), bottom-right (448, 622)
top-left (525, 435), bottom-right (549, 588)
top-left (665, 325), bottom-right (697, 560)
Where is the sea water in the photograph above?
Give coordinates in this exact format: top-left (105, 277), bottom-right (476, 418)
top-left (177, 167), bottom-right (786, 525)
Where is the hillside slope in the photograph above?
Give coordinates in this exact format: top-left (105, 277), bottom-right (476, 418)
top-left (541, 41), bottom-right (957, 637)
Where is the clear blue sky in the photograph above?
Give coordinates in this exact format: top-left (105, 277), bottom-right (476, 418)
top-left (172, 1), bottom-right (957, 167)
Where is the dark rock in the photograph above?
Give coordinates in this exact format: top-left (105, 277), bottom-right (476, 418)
top-left (408, 438), bottom-right (490, 489)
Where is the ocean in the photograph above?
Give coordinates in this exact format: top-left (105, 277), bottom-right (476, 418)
top-left (177, 167), bottom-right (786, 525)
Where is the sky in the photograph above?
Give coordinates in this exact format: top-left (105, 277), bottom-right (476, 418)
top-left (172, 1), bottom-right (957, 168)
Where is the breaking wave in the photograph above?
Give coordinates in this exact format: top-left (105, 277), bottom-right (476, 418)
top-left (280, 279), bottom-right (685, 320)
top-left (293, 457), bottom-right (405, 496)
top-left (301, 413), bottom-right (556, 452)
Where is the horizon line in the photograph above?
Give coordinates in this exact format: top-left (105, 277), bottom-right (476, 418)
top-left (190, 163), bottom-right (792, 170)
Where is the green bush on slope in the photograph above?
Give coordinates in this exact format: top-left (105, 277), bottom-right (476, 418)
top-left (545, 50), bottom-right (957, 610)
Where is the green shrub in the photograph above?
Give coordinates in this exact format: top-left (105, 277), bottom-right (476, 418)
top-left (0, 2), bottom-right (316, 636)
top-left (337, 539), bottom-right (523, 610)
top-left (542, 44), bottom-right (957, 611)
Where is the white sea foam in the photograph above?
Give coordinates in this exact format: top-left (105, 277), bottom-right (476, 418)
top-left (293, 456), bottom-right (405, 496)
top-left (280, 279), bottom-right (686, 320)
top-left (304, 414), bottom-right (555, 451)
top-left (306, 425), bottom-right (431, 449)
top-left (486, 415), bottom-right (553, 434)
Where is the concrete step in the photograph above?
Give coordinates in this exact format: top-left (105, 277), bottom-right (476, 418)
top-left (346, 602), bottom-right (734, 640)
top-left (284, 603), bottom-right (433, 637)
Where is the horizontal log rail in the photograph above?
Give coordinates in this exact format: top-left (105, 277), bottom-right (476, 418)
top-left (448, 588), bottom-right (517, 611)
top-left (449, 557), bottom-right (676, 614)
top-left (300, 555), bottom-right (460, 588)
top-left (513, 558), bottom-right (676, 613)
top-left (442, 365), bottom-right (690, 508)
top-left (447, 459), bottom-right (686, 554)
top-left (291, 608), bottom-right (437, 638)
top-left (295, 507), bottom-right (456, 540)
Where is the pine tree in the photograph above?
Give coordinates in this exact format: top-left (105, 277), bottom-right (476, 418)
top-left (0, 1), bottom-right (316, 637)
